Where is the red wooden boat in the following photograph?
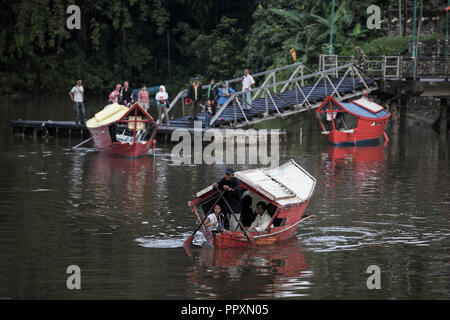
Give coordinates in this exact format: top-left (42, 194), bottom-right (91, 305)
top-left (187, 160), bottom-right (316, 248)
top-left (86, 102), bottom-right (158, 158)
top-left (316, 96), bottom-right (390, 146)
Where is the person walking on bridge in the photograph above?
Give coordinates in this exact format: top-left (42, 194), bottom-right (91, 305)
top-left (69, 80), bottom-right (86, 125)
top-left (355, 46), bottom-right (366, 72)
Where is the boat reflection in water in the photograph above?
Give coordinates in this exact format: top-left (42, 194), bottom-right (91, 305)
top-left (86, 153), bottom-right (156, 227)
top-left (185, 238), bottom-right (312, 299)
top-left (320, 144), bottom-right (387, 202)
top-left (323, 144), bottom-right (386, 163)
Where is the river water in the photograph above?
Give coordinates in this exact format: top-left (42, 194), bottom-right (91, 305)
top-left (0, 96), bottom-right (449, 299)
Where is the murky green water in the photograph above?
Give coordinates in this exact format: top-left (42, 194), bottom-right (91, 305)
top-left (0, 96), bottom-right (449, 299)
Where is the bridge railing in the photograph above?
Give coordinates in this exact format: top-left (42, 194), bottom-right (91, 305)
top-left (409, 38), bottom-right (450, 57)
top-left (160, 61), bottom-right (311, 124)
top-left (320, 54), bottom-right (450, 81)
top-left (209, 63), bottom-right (376, 127)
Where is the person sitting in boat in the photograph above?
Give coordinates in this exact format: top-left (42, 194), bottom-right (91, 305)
top-left (204, 204), bottom-right (225, 231)
top-left (212, 168), bottom-right (242, 231)
top-left (241, 195), bottom-right (256, 228)
top-left (108, 84), bottom-right (122, 104)
top-left (248, 201), bottom-right (273, 232)
top-left (267, 203), bottom-right (282, 227)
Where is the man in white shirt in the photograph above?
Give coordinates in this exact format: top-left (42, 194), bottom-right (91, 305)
top-left (69, 80), bottom-right (86, 125)
top-left (249, 201), bottom-right (273, 232)
top-left (241, 69), bottom-right (255, 111)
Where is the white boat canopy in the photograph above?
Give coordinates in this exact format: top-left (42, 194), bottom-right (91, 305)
top-left (86, 103), bottom-right (129, 129)
top-left (196, 160), bottom-right (316, 207)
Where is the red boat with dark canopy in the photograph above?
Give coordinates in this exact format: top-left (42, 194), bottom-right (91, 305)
top-left (86, 102), bottom-right (158, 158)
top-left (184, 160), bottom-right (316, 249)
top-left (316, 95), bottom-right (390, 146)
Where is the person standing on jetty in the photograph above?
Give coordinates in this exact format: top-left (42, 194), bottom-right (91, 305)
top-left (187, 77), bottom-right (202, 120)
top-left (120, 81), bottom-right (134, 107)
top-left (155, 85), bottom-right (170, 127)
top-left (138, 84), bottom-right (150, 111)
top-left (69, 80), bottom-right (86, 125)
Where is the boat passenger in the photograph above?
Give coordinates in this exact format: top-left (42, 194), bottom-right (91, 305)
top-left (213, 168), bottom-right (242, 231)
top-left (204, 204), bottom-right (224, 231)
top-left (218, 81), bottom-right (235, 107)
top-left (249, 202), bottom-right (273, 232)
top-left (241, 195), bottom-right (256, 227)
top-left (108, 84), bottom-right (122, 104)
top-left (155, 85), bottom-right (170, 127)
top-left (138, 84), bottom-right (150, 111)
top-left (267, 203), bottom-right (281, 227)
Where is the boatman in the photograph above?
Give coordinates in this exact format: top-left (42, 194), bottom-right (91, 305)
top-left (69, 80), bottom-right (86, 125)
top-left (213, 168), bottom-right (242, 231)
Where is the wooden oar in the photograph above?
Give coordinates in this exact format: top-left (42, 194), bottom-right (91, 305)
top-left (217, 188), bottom-right (258, 250)
top-left (72, 136), bottom-right (93, 149)
top-left (183, 187), bottom-right (223, 248)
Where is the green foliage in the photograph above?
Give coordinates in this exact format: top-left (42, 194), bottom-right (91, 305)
top-left (187, 17), bottom-right (246, 80)
top-left (0, 0), bottom-right (445, 97)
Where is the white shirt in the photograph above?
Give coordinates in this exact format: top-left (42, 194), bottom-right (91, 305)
top-left (250, 211), bottom-right (273, 232)
top-left (242, 74), bottom-right (255, 91)
top-left (155, 91), bottom-right (168, 101)
top-left (71, 86), bottom-right (84, 102)
top-left (206, 213), bottom-right (218, 230)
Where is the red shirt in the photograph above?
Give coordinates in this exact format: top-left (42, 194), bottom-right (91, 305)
top-left (138, 90), bottom-right (149, 103)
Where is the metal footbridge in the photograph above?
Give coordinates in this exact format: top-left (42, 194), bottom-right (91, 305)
top-left (160, 62), bottom-right (377, 130)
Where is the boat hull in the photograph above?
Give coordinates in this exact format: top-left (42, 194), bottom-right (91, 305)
top-left (324, 119), bottom-right (388, 146)
top-left (202, 201), bottom-right (311, 249)
top-left (106, 141), bottom-right (152, 158)
top-left (88, 125), bottom-right (152, 158)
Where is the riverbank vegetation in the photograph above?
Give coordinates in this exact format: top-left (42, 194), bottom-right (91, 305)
top-left (0, 0), bottom-right (446, 97)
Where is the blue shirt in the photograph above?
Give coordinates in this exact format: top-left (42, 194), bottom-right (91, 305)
top-left (218, 87), bottom-right (236, 105)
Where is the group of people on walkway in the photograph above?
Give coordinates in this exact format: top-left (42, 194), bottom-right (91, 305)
top-left (204, 168), bottom-right (280, 233)
top-left (108, 82), bottom-right (170, 127)
top-left (69, 68), bottom-right (255, 127)
top-left (186, 69), bottom-right (255, 127)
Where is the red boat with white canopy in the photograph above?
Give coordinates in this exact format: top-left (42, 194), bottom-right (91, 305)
top-left (86, 102), bottom-right (158, 158)
top-left (316, 95), bottom-right (390, 146)
top-left (186, 160), bottom-right (316, 249)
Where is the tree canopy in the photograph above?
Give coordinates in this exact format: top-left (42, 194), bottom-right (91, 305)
top-left (0, 0), bottom-right (445, 96)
